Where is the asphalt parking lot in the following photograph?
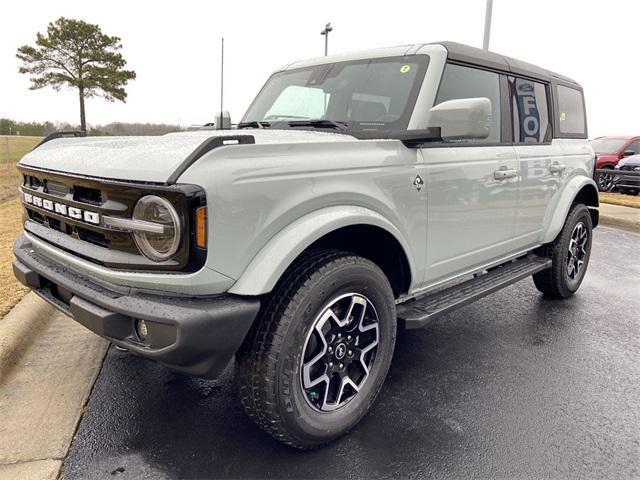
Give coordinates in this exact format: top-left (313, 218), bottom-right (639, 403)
top-left (64, 227), bottom-right (639, 479)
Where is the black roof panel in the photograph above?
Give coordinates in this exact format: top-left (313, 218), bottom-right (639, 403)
top-left (434, 41), bottom-right (581, 88)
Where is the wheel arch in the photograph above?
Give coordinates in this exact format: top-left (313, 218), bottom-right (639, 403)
top-left (542, 177), bottom-right (599, 244)
top-left (228, 206), bottom-right (415, 298)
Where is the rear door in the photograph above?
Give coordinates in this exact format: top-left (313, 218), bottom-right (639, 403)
top-left (421, 63), bottom-right (519, 285)
top-left (509, 76), bottom-right (563, 249)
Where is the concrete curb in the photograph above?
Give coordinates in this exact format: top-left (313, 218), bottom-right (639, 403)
top-left (599, 215), bottom-right (640, 233)
top-left (598, 203), bottom-right (640, 234)
top-left (0, 295), bottom-right (108, 477)
top-left (0, 292), bottom-right (56, 385)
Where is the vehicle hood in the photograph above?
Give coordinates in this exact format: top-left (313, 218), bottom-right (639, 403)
top-left (18, 130), bottom-right (355, 183)
top-left (595, 152), bottom-right (619, 167)
top-left (617, 155), bottom-right (640, 167)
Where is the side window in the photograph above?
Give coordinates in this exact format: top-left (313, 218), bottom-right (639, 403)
top-left (556, 85), bottom-right (586, 136)
top-left (625, 140), bottom-right (640, 154)
top-left (510, 77), bottom-right (550, 144)
top-left (435, 63), bottom-right (501, 143)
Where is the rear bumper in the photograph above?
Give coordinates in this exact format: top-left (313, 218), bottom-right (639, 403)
top-left (13, 234), bottom-right (260, 378)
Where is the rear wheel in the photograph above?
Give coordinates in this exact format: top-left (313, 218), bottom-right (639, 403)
top-left (533, 204), bottom-right (593, 298)
top-left (619, 188), bottom-right (639, 196)
top-left (236, 250), bottom-right (396, 449)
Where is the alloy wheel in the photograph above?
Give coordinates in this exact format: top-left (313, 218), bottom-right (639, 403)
top-left (300, 293), bottom-right (379, 412)
top-left (567, 221), bottom-right (588, 280)
top-left (597, 171), bottom-right (614, 192)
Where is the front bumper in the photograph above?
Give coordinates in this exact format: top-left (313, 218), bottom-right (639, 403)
top-left (13, 234), bottom-right (260, 378)
top-left (614, 172), bottom-right (640, 189)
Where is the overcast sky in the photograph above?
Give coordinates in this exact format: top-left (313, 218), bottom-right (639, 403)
top-left (1, 0), bottom-right (636, 138)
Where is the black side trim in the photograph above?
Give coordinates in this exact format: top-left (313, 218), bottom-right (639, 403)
top-left (32, 131), bottom-right (87, 151)
top-left (167, 135), bottom-right (256, 184)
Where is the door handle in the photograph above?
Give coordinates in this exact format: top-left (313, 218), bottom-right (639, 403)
top-left (494, 168), bottom-right (519, 180)
top-left (549, 162), bottom-right (566, 174)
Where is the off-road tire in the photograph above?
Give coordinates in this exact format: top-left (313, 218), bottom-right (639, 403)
top-left (533, 203), bottom-right (593, 298)
top-left (235, 250), bottom-right (396, 449)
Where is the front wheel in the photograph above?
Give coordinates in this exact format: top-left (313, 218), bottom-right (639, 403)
top-left (596, 167), bottom-right (615, 192)
top-left (533, 203), bottom-right (593, 298)
top-left (235, 250), bottom-right (396, 449)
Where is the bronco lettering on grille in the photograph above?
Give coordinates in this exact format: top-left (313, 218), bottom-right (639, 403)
top-left (23, 192), bottom-right (101, 225)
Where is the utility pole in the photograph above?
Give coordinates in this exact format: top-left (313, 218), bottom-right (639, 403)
top-left (320, 22), bottom-right (333, 56)
top-left (483, 0), bottom-right (493, 50)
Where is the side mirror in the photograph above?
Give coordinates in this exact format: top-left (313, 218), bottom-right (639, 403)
top-left (427, 97), bottom-right (492, 141)
top-left (621, 150), bottom-right (636, 158)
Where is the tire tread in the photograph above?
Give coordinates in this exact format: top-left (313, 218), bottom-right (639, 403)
top-left (236, 249), bottom-right (380, 449)
top-left (533, 203), bottom-right (592, 298)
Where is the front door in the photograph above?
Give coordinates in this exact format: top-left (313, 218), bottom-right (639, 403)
top-left (421, 146), bottom-right (519, 285)
top-left (420, 62), bottom-right (519, 286)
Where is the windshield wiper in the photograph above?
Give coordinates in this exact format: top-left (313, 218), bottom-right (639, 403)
top-left (287, 119), bottom-right (350, 132)
top-left (237, 121), bottom-right (271, 129)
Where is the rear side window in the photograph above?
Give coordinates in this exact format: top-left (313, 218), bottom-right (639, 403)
top-left (435, 63), bottom-right (501, 143)
top-left (556, 85), bottom-right (586, 136)
top-left (510, 77), bottom-right (550, 144)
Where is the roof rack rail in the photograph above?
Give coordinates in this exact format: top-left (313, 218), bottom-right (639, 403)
top-left (32, 131), bottom-right (87, 151)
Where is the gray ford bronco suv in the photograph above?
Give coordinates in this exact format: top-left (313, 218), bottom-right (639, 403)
top-left (13, 41), bottom-right (598, 449)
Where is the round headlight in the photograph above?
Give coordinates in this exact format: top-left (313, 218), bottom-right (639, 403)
top-left (132, 195), bottom-right (181, 261)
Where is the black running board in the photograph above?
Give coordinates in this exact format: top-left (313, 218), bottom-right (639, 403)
top-left (397, 255), bottom-right (551, 329)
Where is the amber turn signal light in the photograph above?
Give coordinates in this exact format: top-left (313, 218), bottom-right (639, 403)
top-left (195, 206), bottom-right (207, 248)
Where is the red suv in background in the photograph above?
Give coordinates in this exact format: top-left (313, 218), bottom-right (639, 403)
top-left (590, 136), bottom-right (640, 191)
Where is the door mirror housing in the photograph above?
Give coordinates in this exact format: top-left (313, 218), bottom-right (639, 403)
top-left (621, 150), bottom-right (636, 158)
top-left (427, 97), bottom-right (492, 141)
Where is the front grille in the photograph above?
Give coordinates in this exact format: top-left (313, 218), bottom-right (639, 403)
top-left (28, 209), bottom-right (45, 224)
top-left (27, 206), bottom-right (107, 248)
top-left (47, 217), bottom-right (62, 232)
top-left (18, 166), bottom-right (206, 272)
top-left (24, 174), bottom-right (43, 189)
top-left (76, 226), bottom-right (110, 248)
top-left (45, 180), bottom-right (70, 197)
top-left (73, 185), bottom-right (102, 204)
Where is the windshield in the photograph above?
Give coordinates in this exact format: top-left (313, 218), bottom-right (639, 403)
top-left (590, 138), bottom-right (627, 154)
top-left (241, 55), bottom-right (429, 133)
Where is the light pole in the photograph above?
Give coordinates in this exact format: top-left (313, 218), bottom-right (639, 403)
top-left (320, 22), bottom-right (333, 56)
top-left (483, 0), bottom-right (493, 50)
